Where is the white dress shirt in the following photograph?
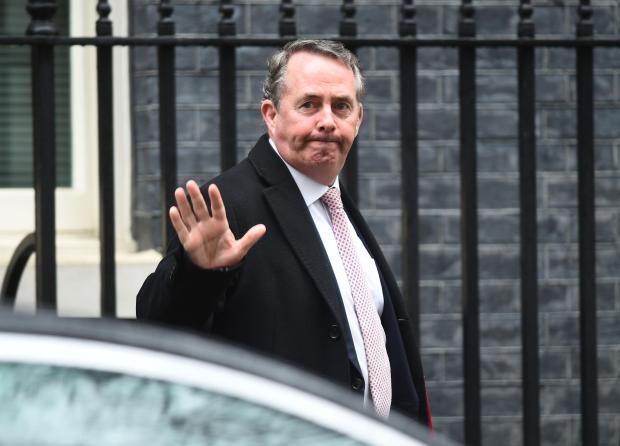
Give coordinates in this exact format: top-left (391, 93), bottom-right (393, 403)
top-left (269, 139), bottom-right (385, 402)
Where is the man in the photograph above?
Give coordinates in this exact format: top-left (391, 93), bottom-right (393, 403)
top-left (137, 39), bottom-right (431, 426)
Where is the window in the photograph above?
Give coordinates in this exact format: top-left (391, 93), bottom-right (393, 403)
top-left (0, 0), bottom-right (71, 188)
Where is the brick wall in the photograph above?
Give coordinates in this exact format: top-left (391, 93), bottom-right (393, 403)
top-left (129, 1), bottom-right (620, 445)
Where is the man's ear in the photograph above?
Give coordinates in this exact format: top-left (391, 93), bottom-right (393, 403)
top-left (355, 103), bottom-right (364, 136)
top-left (261, 100), bottom-right (277, 133)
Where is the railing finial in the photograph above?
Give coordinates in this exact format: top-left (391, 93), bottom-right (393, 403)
top-left (157, 0), bottom-right (175, 36)
top-left (458, 0), bottom-right (476, 38)
top-left (219, 0), bottom-right (236, 36)
top-left (26, 0), bottom-right (58, 36)
top-left (518, 1), bottom-right (535, 37)
top-left (399, 0), bottom-right (417, 37)
top-left (577, 0), bottom-right (593, 37)
top-left (339, 0), bottom-right (357, 37)
top-left (96, 0), bottom-right (112, 36)
top-left (279, 0), bottom-right (297, 37)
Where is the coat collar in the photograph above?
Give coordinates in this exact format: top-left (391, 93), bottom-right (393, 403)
top-left (248, 135), bottom-right (349, 331)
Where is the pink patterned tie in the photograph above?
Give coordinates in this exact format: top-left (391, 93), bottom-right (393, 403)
top-left (321, 187), bottom-right (392, 418)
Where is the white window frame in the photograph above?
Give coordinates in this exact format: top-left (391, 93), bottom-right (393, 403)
top-left (0, 0), bottom-right (135, 253)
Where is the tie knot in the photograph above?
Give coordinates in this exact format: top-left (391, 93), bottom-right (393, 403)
top-left (320, 187), bottom-right (343, 211)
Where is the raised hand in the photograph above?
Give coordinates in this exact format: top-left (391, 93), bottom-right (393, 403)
top-left (169, 180), bottom-right (266, 269)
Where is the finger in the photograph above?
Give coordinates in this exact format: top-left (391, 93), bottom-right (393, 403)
top-left (186, 180), bottom-right (210, 221)
top-left (236, 224), bottom-right (267, 257)
top-left (208, 184), bottom-right (228, 222)
top-left (169, 206), bottom-right (189, 245)
top-left (175, 187), bottom-right (197, 227)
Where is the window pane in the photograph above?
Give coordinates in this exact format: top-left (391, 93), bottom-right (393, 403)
top-left (0, 0), bottom-right (71, 188)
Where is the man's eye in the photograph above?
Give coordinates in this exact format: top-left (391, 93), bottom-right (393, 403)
top-left (334, 102), bottom-right (352, 112)
top-left (301, 101), bottom-right (314, 109)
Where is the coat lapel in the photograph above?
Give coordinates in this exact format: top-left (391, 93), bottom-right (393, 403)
top-left (249, 136), bottom-right (348, 330)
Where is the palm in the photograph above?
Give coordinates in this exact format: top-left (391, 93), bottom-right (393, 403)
top-left (170, 181), bottom-right (266, 269)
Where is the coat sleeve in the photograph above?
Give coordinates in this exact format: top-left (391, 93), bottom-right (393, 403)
top-left (136, 239), bottom-right (242, 330)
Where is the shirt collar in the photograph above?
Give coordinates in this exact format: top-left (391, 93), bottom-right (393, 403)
top-left (269, 138), bottom-right (339, 207)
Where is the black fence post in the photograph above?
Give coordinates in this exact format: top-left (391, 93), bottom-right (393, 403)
top-left (96, 0), bottom-right (117, 317)
top-left (517, 2), bottom-right (540, 445)
top-left (399, 0), bottom-right (420, 339)
top-left (576, 2), bottom-right (598, 445)
top-left (157, 0), bottom-right (178, 252)
top-left (279, 0), bottom-right (296, 38)
top-left (339, 0), bottom-right (358, 205)
top-left (458, 1), bottom-right (481, 445)
top-left (26, 0), bottom-right (58, 312)
top-left (219, 0), bottom-right (237, 172)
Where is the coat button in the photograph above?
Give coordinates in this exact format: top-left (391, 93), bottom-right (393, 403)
top-left (351, 377), bottom-right (363, 392)
top-left (328, 324), bottom-right (341, 340)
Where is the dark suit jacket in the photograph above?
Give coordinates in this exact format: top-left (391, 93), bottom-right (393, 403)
top-left (136, 134), bottom-right (431, 426)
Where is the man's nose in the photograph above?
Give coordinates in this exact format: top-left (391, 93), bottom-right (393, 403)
top-left (317, 105), bottom-right (336, 131)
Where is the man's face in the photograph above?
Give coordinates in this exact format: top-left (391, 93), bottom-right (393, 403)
top-left (261, 51), bottom-right (363, 186)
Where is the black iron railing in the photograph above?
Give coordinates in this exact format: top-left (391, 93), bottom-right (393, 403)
top-left (1, 1), bottom-right (618, 445)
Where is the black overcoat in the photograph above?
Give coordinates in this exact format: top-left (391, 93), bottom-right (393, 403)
top-left (137, 134), bottom-right (431, 426)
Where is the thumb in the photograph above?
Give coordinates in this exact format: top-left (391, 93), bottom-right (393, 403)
top-left (236, 224), bottom-right (267, 256)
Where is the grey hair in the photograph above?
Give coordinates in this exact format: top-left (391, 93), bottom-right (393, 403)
top-left (262, 39), bottom-right (365, 108)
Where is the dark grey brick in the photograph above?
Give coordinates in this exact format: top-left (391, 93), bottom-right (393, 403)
top-left (248, 4), bottom-right (279, 35)
top-left (135, 109), bottom-right (159, 143)
top-left (419, 214), bottom-right (444, 244)
top-left (365, 214), bottom-right (400, 245)
top-left (599, 415), bottom-right (620, 446)
top-left (538, 74), bottom-right (570, 103)
top-left (176, 109), bottom-right (198, 142)
top-left (198, 109), bottom-right (220, 142)
top-left (177, 146), bottom-right (219, 177)
top-left (595, 108), bottom-right (620, 138)
top-left (197, 47), bottom-right (219, 71)
top-left (534, 6), bottom-right (570, 36)
top-left (297, 5), bottom-right (339, 36)
top-left (597, 177), bottom-right (620, 206)
top-left (541, 383), bottom-right (581, 415)
top-left (373, 47), bottom-right (399, 71)
top-left (357, 144), bottom-right (399, 174)
top-left (418, 108), bottom-right (459, 140)
top-left (357, 4), bottom-right (397, 36)
top-left (237, 109), bottom-right (265, 141)
top-left (131, 3), bottom-right (158, 36)
top-left (419, 285), bottom-right (442, 314)
top-left (595, 144), bottom-right (618, 171)
top-left (479, 283), bottom-right (519, 313)
top-left (540, 349), bottom-right (571, 379)
top-left (598, 348), bottom-right (620, 378)
top-left (236, 47), bottom-right (278, 70)
top-left (174, 4), bottom-right (222, 35)
top-left (373, 176), bottom-right (401, 209)
top-left (417, 75), bottom-right (440, 105)
top-left (418, 143), bottom-right (443, 172)
top-left (537, 144), bottom-right (570, 172)
top-left (547, 48), bottom-right (576, 70)
top-left (478, 177), bottom-right (519, 209)
top-left (595, 48), bottom-right (620, 69)
top-left (134, 179), bottom-right (160, 214)
top-left (477, 7), bottom-right (517, 36)
top-left (135, 146), bottom-right (159, 176)
top-left (482, 419), bottom-right (522, 446)
top-left (419, 176), bottom-right (460, 209)
top-left (595, 210), bottom-right (620, 243)
top-left (418, 47), bottom-right (458, 70)
top-left (132, 47), bottom-right (158, 71)
top-left (480, 315), bottom-right (520, 347)
top-left (597, 282), bottom-right (617, 311)
top-left (420, 352), bottom-right (444, 381)
top-left (478, 110), bottom-right (519, 139)
top-left (541, 418), bottom-right (572, 446)
top-left (133, 214), bottom-right (163, 251)
top-left (420, 246), bottom-right (461, 280)
top-left (176, 75), bottom-right (218, 105)
top-left (416, 6), bottom-right (441, 36)
top-left (477, 213), bottom-right (519, 244)
top-left (480, 352), bottom-right (521, 380)
top-left (477, 75), bottom-right (517, 103)
top-left (133, 75), bottom-right (158, 107)
top-left (545, 313), bottom-right (580, 347)
top-left (425, 383), bottom-right (464, 417)
top-left (441, 5), bottom-right (460, 36)
top-left (593, 73), bottom-right (617, 102)
top-left (421, 317), bottom-right (462, 349)
top-left (175, 47), bottom-right (198, 71)
top-left (477, 47), bottom-right (517, 69)
top-left (599, 315), bottom-right (620, 345)
top-left (375, 108), bottom-right (401, 140)
top-left (545, 176), bottom-right (577, 208)
top-left (538, 211), bottom-right (576, 243)
top-left (546, 247), bottom-right (579, 280)
top-left (432, 419), bottom-right (464, 446)
top-left (477, 142), bottom-right (518, 172)
top-left (481, 386), bottom-right (522, 416)
top-left (539, 283), bottom-right (574, 313)
top-left (364, 76), bottom-right (395, 104)
top-left (444, 351), bottom-right (463, 381)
